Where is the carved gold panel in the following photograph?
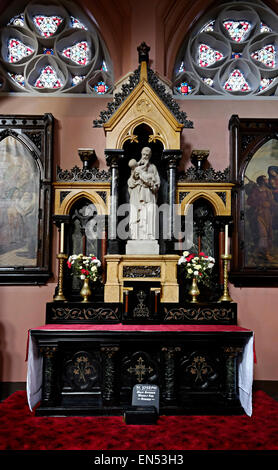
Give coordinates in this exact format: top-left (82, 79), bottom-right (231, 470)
top-left (53, 182), bottom-right (110, 216)
top-left (104, 254), bottom-right (180, 303)
top-left (177, 182), bottom-right (234, 216)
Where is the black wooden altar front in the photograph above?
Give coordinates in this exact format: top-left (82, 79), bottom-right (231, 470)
top-left (29, 323), bottom-right (252, 417)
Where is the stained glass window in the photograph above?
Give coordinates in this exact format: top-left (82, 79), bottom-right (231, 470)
top-left (0, 1), bottom-right (113, 94)
top-left (177, 82), bottom-right (193, 95)
top-left (72, 75), bottom-right (85, 86)
top-left (33, 15), bottom-right (63, 37)
top-left (232, 52), bottom-right (242, 59)
top-left (223, 20), bottom-right (251, 42)
top-left (43, 48), bottom-right (54, 55)
top-left (224, 69), bottom-right (250, 92)
top-left (198, 44), bottom-right (224, 67)
top-left (259, 77), bottom-right (274, 91)
top-left (8, 72), bottom-right (25, 87)
top-left (260, 22), bottom-right (272, 33)
top-left (34, 65), bottom-right (63, 89)
top-left (173, 1), bottom-right (278, 96)
top-left (178, 61), bottom-right (185, 73)
top-left (101, 60), bottom-right (108, 72)
top-left (62, 41), bottom-right (89, 65)
top-left (70, 16), bottom-right (87, 30)
top-left (8, 14), bottom-right (25, 27)
top-left (200, 21), bottom-right (215, 33)
top-left (202, 77), bottom-right (214, 87)
top-left (94, 81), bottom-right (108, 94)
top-left (251, 44), bottom-right (276, 68)
top-left (7, 38), bottom-right (34, 63)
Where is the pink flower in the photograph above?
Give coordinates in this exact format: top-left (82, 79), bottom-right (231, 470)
top-left (199, 252), bottom-right (205, 256)
top-left (67, 261), bottom-right (72, 268)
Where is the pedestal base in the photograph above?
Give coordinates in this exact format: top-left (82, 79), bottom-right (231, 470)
top-left (104, 254), bottom-right (179, 303)
top-left (126, 240), bottom-right (159, 254)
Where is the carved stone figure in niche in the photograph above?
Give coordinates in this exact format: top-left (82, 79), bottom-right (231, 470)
top-left (127, 147), bottom-right (160, 240)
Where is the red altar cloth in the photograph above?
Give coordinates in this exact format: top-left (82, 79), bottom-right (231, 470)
top-left (30, 324), bottom-right (250, 332)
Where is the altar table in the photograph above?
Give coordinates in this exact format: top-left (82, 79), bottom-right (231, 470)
top-left (27, 324), bottom-right (254, 416)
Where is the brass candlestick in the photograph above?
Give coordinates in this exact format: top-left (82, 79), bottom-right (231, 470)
top-left (53, 253), bottom-right (67, 301)
top-left (218, 254), bottom-right (233, 302)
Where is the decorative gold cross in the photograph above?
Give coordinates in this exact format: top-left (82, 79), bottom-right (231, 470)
top-left (127, 357), bottom-right (153, 383)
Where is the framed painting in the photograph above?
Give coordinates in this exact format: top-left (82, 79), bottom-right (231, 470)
top-left (229, 115), bottom-right (278, 286)
top-left (0, 114), bottom-right (53, 284)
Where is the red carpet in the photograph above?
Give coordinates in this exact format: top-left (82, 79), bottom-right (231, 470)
top-left (0, 390), bottom-right (277, 451)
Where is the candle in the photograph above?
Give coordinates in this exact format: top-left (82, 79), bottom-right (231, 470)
top-left (224, 224), bottom-right (228, 255)
top-left (60, 222), bottom-right (64, 253)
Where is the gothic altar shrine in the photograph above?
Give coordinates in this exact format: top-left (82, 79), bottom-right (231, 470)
top-left (27, 44), bottom-right (254, 418)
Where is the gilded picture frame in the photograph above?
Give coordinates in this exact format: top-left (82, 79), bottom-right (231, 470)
top-left (229, 115), bottom-right (278, 287)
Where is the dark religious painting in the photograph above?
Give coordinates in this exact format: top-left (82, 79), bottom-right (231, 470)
top-left (229, 115), bottom-right (278, 286)
top-left (0, 136), bottom-right (39, 267)
top-left (0, 114), bottom-right (53, 284)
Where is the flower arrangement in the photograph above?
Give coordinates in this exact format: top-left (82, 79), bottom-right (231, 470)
top-left (67, 254), bottom-right (101, 282)
top-left (178, 251), bottom-right (215, 286)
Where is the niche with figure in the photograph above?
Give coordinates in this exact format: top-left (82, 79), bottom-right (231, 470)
top-left (118, 123), bottom-right (169, 252)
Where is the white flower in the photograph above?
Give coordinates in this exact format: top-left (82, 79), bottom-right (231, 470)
top-left (195, 264), bottom-right (201, 269)
top-left (188, 268), bottom-right (193, 274)
top-left (183, 251), bottom-right (189, 257)
top-left (80, 274), bottom-right (85, 280)
top-left (194, 271), bottom-right (199, 276)
top-left (208, 263), bottom-right (214, 269)
top-left (178, 256), bottom-right (185, 265)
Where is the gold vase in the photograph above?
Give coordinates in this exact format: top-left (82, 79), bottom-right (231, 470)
top-left (80, 278), bottom-right (91, 302)
top-left (189, 276), bottom-right (200, 303)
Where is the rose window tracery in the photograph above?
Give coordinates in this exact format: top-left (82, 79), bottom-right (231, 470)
top-left (0, 1), bottom-right (113, 94)
top-left (173, 1), bottom-right (278, 96)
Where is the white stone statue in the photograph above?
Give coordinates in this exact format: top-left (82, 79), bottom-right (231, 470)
top-left (127, 147), bottom-right (160, 241)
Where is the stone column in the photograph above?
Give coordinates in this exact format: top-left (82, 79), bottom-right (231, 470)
top-left (105, 149), bottom-right (125, 254)
top-left (162, 150), bottom-right (182, 252)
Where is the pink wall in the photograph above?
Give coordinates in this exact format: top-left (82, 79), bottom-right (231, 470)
top-left (1, 0), bottom-right (278, 382)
